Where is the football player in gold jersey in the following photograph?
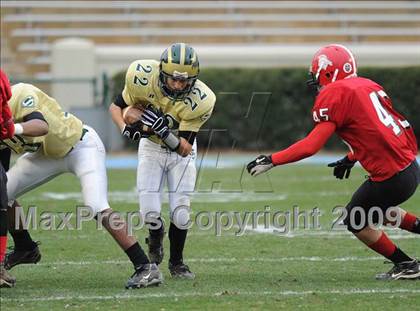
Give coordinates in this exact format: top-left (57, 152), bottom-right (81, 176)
top-left (110, 43), bottom-right (216, 278)
top-left (2, 83), bottom-right (163, 288)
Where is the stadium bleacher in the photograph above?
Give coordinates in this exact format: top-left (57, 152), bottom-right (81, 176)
top-left (1, 0), bottom-right (419, 78)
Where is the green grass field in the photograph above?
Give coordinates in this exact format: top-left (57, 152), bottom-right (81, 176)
top-left (1, 164), bottom-right (419, 310)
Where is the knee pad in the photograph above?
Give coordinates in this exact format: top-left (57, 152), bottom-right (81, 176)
top-left (170, 205), bottom-right (191, 230)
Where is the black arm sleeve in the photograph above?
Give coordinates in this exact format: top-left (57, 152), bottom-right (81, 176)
top-left (113, 93), bottom-right (129, 109)
top-left (23, 111), bottom-right (47, 124)
top-left (178, 131), bottom-right (197, 145)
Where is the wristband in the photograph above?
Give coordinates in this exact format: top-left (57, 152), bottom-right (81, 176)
top-left (163, 132), bottom-right (180, 151)
top-left (14, 123), bottom-right (24, 135)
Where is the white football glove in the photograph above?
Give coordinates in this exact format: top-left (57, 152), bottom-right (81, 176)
top-left (246, 155), bottom-right (274, 176)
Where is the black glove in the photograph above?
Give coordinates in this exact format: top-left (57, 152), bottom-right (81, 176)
top-left (140, 106), bottom-right (169, 139)
top-left (121, 121), bottom-right (150, 141)
top-left (246, 155), bottom-right (274, 176)
top-left (327, 156), bottom-right (356, 179)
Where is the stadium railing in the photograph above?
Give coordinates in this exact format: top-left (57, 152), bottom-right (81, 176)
top-left (4, 13), bottom-right (420, 23)
top-left (1, 1), bottom-right (420, 9)
top-left (2, 0), bottom-right (419, 78)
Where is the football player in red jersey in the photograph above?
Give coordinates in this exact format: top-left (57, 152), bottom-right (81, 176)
top-left (247, 44), bottom-right (420, 280)
top-left (0, 70), bottom-right (17, 287)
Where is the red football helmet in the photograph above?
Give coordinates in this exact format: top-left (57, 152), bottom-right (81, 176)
top-left (307, 44), bottom-right (357, 91)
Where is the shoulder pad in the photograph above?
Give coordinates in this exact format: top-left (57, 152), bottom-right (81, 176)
top-left (9, 83), bottom-right (39, 115)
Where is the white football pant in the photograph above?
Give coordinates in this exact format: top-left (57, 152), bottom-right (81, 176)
top-left (7, 125), bottom-right (110, 215)
top-left (137, 138), bottom-right (197, 229)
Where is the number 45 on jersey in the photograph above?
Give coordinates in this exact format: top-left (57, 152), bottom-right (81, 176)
top-left (313, 90), bottom-right (410, 136)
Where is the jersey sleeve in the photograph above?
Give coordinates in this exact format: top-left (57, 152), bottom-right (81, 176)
top-left (122, 60), bottom-right (157, 108)
top-left (12, 88), bottom-right (41, 122)
top-left (311, 86), bottom-right (348, 129)
top-left (179, 84), bottom-right (216, 132)
top-left (271, 122), bottom-right (336, 166)
top-left (0, 71), bottom-right (15, 139)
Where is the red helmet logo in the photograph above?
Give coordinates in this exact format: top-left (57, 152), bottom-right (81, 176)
top-left (310, 44), bottom-right (357, 88)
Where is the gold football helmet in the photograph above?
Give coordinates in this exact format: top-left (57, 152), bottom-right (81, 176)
top-left (159, 43), bottom-right (199, 100)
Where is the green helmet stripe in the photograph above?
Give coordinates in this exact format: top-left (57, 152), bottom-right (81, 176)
top-left (184, 45), bottom-right (194, 65)
top-left (171, 43), bottom-right (181, 65)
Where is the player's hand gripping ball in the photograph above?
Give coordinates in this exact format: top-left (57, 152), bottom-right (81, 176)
top-left (121, 105), bottom-right (154, 140)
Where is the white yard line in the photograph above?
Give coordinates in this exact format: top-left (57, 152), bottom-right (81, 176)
top-left (37, 189), bottom-right (355, 203)
top-left (246, 226), bottom-right (418, 239)
top-left (33, 228), bottom-right (417, 239)
top-left (40, 191), bottom-right (290, 203)
top-left (2, 288), bottom-right (419, 303)
top-left (35, 256), bottom-right (384, 266)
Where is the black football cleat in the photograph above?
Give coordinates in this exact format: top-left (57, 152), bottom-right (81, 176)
top-left (4, 242), bottom-right (41, 270)
top-left (169, 261), bottom-right (195, 279)
top-left (125, 263), bottom-right (163, 289)
top-left (0, 263), bottom-right (16, 288)
top-left (145, 231), bottom-right (164, 265)
top-left (376, 260), bottom-right (420, 280)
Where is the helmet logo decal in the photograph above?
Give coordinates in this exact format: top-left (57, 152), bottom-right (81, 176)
top-left (318, 54), bottom-right (333, 70)
top-left (343, 63), bottom-right (352, 73)
top-left (315, 54), bottom-right (332, 79)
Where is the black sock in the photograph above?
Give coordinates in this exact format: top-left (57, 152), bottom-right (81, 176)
top-left (0, 210), bottom-right (7, 236)
top-left (10, 230), bottom-right (37, 251)
top-left (125, 242), bottom-right (149, 269)
top-left (169, 223), bottom-right (187, 265)
top-left (388, 247), bottom-right (413, 264)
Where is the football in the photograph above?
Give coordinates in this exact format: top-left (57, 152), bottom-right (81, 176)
top-left (122, 105), bottom-right (144, 125)
top-left (122, 105), bottom-right (154, 135)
